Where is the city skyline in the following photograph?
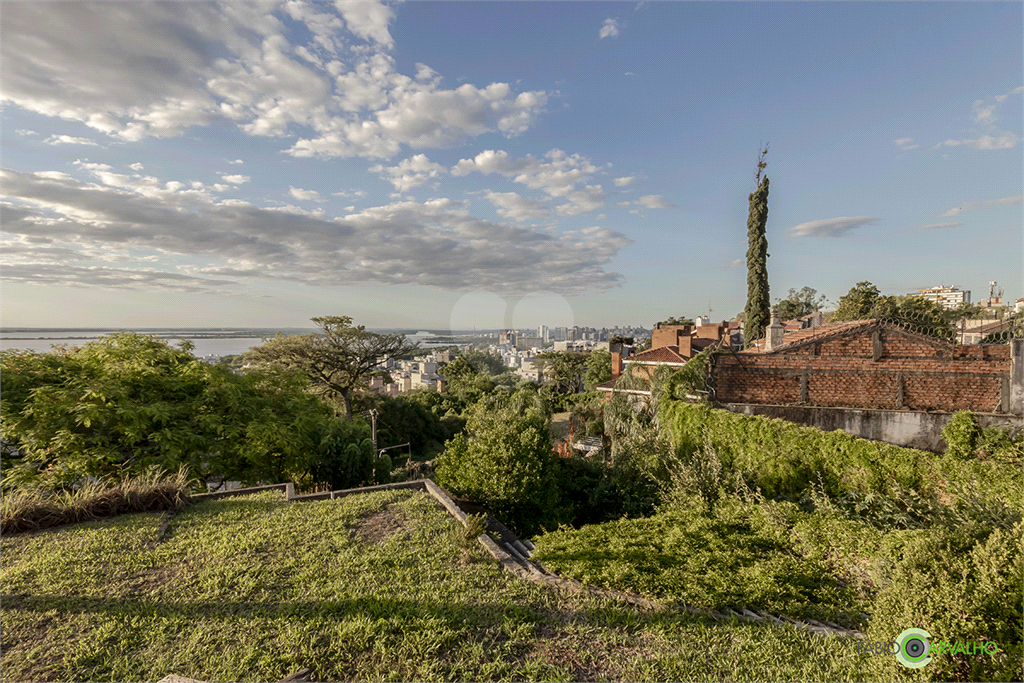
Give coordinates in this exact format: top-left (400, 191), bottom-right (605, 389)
top-left (2, 1), bottom-right (1021, 332)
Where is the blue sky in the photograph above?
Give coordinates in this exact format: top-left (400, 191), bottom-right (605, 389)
top-left (2, 1), bottom-right (1021, 332)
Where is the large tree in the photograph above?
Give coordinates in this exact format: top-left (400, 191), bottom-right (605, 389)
top-left (246, 316), bottom-right (418, 420)
top-left (743, 145), bottom-right (771, 346)
top-left (832, 282), bottom-right (953, 339)
top-left (535, 350), bottom-right (590, 394)
top-left (774, 286), bottom-right (828, 321)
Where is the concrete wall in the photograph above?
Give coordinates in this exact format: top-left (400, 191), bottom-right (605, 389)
top-left (718, 402), bottom-right (1022, 453)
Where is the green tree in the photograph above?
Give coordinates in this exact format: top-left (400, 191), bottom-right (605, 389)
top-left (743, 145), bottom-right (771, 346)
top-left (435, 397), bottom-right (559, 535)
top-left (246, 316), bottom-right (417, 420)
top-left (832, 281), bottom-right (883, 321)
top-left (535, 350), bottom-right (589, 394)
top-left (584, 348), bottom-right (612, 391)
top-left (457, 348), bottom-right (507, 376)
top-left (0, 333), bottom-right (361, 491)
top-left (773, 286), bottom-right (827, 321)
top-left (655, 316), bottom-right (695, 327)
top-left (832, 283), bottom-right (953, 339)
top-left (438, 356), bottom-right (495, 404)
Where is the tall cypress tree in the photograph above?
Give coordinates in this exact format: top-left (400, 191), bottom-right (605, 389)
top-left (743, 146), bottom-right (770, 346)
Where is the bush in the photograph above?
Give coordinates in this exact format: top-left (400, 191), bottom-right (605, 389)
top-left (435, 402), bottom-right (559, 536)
top-left (865, 524), bottom-right (1023, 682)
top-left (942, 410), bottom-right (982, 460)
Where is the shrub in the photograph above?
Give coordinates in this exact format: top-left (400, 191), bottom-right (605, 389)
top-left (865, 523), bottom-right (1023, 682)
top-left (942, 410), bottom-right (982, 460)
top-left (435, 404), bottom-right (559, 536)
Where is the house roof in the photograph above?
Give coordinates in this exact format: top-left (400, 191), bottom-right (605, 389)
top-left (595, 376), bottom-right (652, 396)
top-left (627, 346), bottom-right (688, 364)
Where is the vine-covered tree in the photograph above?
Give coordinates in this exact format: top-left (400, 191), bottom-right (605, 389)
top-left (743, 144), bottom-right (771, 346)
top-left (246, 316), bottom-right (418, 420)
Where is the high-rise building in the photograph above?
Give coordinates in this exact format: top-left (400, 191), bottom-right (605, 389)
top-left (914, 286), bottom-right (970, 310)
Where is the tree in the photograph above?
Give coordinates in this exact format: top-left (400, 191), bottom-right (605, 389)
top-left (584, 348), bottom-right (612, 391)
top-left (246, 316), bottom-right (417, 420)
top-left (832, 282), bottom-right (953, 339)
top-left (0, 333), bottom-right (362, 491)
top-left (774, 287), bottom-right (828, 321)
top-left (832, 281), bottom-right (882, 321)
top-left (655, 316), bottom-right (695, 327)
top-left (535, 350), bottom-right (589, 394)
top-left (435, 396), bottom-right (559, 534)
top-left (438, 356), bottom-right (494, 404)
top-left (743, 144), bottom-right (771, 346)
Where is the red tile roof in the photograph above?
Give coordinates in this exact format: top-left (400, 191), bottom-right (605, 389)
top-left (627, 346), bottom-right (688, 364)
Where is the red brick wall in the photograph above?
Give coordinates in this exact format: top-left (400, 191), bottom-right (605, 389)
top-left (713, 325), bottom-right (1011, 413)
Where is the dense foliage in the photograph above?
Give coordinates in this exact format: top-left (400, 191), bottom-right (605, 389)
top-left (831, 282), bottom-right (955, 339)
top-left (435, 390), bottom-right (559, 535)
top-left (743, 147), bottom-right (771, 345)
top-left (0, 334), bottom-right (372, 491)
top-left (773, 286), bottom-right (827, 321)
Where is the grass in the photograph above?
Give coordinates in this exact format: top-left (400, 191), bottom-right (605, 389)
top-left (1, 489), bottom-right (894, 682)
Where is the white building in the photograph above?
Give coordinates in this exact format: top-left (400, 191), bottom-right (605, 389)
top-left (914, 286), bottom-right (970, 310)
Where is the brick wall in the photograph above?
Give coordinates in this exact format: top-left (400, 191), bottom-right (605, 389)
top-left (712, 324), bottom-right (1014, 414)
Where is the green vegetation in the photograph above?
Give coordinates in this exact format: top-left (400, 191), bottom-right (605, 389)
top-left (830, 282), bottom-right (955, 339)
top-left (534, 384), bottom-right (1023, 682)
top-left (2, 489), bottom-right (889, 683)
top-left (743, 145), bottom-right (771, 345)
top-left (1, 468), bottom-right (191, 535)
top-left (246, 315), bottom-right (418, 420)
top-left (774, 286), bottom-right (828, 321)
top-left (654, 316), bottom-right (695, 326)
top-left (0, 334), bottom-right (368, 492)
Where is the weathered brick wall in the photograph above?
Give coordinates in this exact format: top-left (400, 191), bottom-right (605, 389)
top-left (713, 325), bottom-right (1013, 413)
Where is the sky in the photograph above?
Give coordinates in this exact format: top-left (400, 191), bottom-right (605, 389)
top-left (2, 1), bottom-right (1021, 332)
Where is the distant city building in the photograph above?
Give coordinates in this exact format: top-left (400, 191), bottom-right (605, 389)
top-left (914, 286), bottom-right (970, 310)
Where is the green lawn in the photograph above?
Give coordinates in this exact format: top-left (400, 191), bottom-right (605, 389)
top-left (1, 489), bottom-right (887, 682)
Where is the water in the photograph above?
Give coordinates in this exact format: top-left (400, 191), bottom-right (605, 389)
top-left (0, 328), bottom-right (458, 358)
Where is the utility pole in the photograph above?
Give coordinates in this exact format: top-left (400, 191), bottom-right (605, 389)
top-left (369, 409), bottom-right (378, 455)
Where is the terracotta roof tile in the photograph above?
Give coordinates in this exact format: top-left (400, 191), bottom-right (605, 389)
top-left (628, 346), bottom-right (688, 363)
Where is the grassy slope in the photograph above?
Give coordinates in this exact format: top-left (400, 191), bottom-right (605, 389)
top-left (1, 489), bottom-right (879, 682)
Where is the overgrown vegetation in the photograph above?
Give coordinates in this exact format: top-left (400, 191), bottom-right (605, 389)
top-left (1, 489), bottom-right (887, 682)
top-left (1, 467), bottom-right (192, 535)
top-left (0, 334), bottom-right (371, 491)
top-left (534, 369), bottom-right (1023, 682)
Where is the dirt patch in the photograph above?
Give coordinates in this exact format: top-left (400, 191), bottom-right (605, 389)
top-left (356, 506), bottom-right (407, 544)
top-left (127, 564), bottom-right (181, 593)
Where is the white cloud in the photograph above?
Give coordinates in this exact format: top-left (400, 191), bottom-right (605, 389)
top-left (369, 154), bottom-right (447, 192)
top-left (555, 185), bottom-right (606, 216)
top-left (44, 134), bottom-right (99, 146)
top-left (483, 191), bottom-right (551, 222)
top-left (937, 133), bottom-right (1019, 150)
top-left (227, 159), bottom-right (244, 165)
top-left (288, 186), bottom-right (324, 202)
top-left (635, 194), bottom-right (675, 209)
top-left (920, 221), bottom-right (961, 230)
top-left (613, 176), bottom-right (634, 187)
top-left (788, 216), bottom-right (877, 238)
top-left (3, 2), bottom-right (546, 159)
top-left (219, 174), bottom-right (251, 185)
top-left (940, 195), bottom-right (1022, 217)
top-left (129, 163), bottom-right (145, 171)
top-left (730, 259), bottom-right (744, 269)
top-left (2, 166), bottom-right (631, 293)
top-left (452, 148), bottom-right (598, 197)
top-left (16, 129), bottom-right (37, 136)
top-left (616, 201), bottom-right (631, 207)
top-left (894, 137), bottom-right (918, 150)
top-left (599, 18), bottom-right (619, 39)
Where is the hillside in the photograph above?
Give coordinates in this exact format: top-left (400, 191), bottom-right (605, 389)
top-left (1, 488), bottom-right (875, 682)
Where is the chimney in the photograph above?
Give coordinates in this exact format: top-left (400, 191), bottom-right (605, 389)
top-left (764, 312), bottom-right (785, 352)
top-left (611, 348), bottom-right (623, 379)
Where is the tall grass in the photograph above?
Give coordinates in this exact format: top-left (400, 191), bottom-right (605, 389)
top-left (1, 467), bottom-right (193, 534)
